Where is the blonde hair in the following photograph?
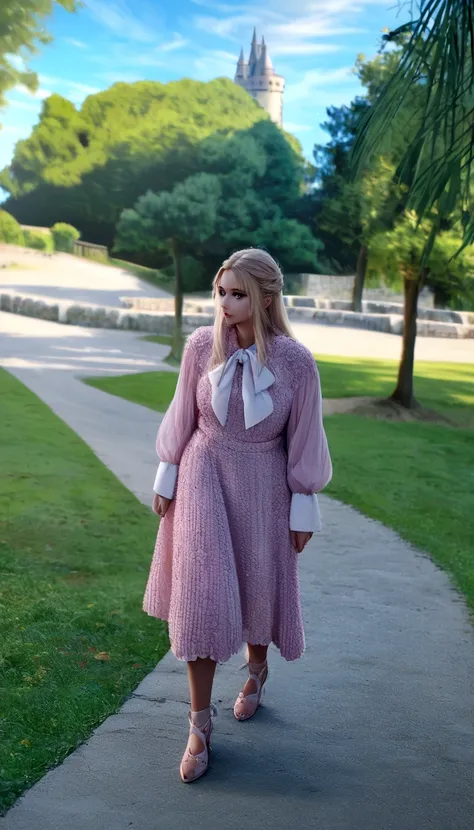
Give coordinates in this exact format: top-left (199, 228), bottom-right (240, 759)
top-left (209, 248), bottom-right (295, 369)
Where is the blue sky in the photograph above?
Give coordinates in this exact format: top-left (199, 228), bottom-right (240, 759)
top-left (1, 0), bottom-right (406, 173)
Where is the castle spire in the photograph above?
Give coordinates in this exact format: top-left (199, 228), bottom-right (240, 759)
top-left (234, 27), bottom-right (284, 128)
top-left (256, 39), bottom-right (273, 75)
top-left (248, 27), bottom-right (258, 73)
top-left (235, 47), bottom-right (247, 80)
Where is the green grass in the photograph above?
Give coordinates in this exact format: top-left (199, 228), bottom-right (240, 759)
top-left (324, 415), bottom-right (474, 615)
top-left (82, 354), bottom-right (474, 618)
top-left (82, 356), bottom-right (474, 427)
top-left (108, 257), bottom-right (174, 292)
top-left (0, 370), bottom-right (168, 815)
top-left (142, 334), bottom-right (173, 347)
top-left (85, 368), bottom-right (178, 411)
top-left (140, 334), bottom-right (181, 368)
top-left (316, 357), bottom-right (474, 428)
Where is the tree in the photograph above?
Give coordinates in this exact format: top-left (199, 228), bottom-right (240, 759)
top-left (0, 1), bottom-right (77, 111)
top-left (314, 36), bottom-right (427, 309)
top-left (1, 79), bottom-right (284, 245)
top-left (370, 211), bottom-right (474, 311)
top-left (351, 0), bottom-right (474, 407)
top-left (319, 157), bottom-right (403, 310)
top-left (191, 127), bottom-right (322, 277)
top-left (115, 174), bottom-right (222, 361)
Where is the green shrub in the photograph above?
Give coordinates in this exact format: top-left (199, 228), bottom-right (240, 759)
top-left (0, 210), bottom-right (24, 246)
top-left (51, 222), bottom-right (80, 253)
top-left (24, 229), bottom-right (52, 251)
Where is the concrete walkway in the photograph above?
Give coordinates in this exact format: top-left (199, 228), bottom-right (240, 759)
top-left (1, 312), bottom-right (474, 829)
top-left (0, 246), bottom-right (172, 308)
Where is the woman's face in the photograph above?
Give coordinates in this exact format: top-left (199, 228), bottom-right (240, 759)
top-left (218, 269), bottom-right (252, 325)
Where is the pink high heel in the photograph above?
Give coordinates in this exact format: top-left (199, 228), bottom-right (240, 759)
top-left (233, 659), bottom-right (268, 721)
top-left (180, 704), bottom-right (217, 783)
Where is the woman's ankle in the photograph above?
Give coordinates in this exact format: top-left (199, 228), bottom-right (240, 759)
top-left (248, 659), bottom-right (267, 674)
top-left (190, 706), bottom-right (212, 729)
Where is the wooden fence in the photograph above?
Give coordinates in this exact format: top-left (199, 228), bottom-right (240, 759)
top-left (73, 240), bottom-right (108, 263)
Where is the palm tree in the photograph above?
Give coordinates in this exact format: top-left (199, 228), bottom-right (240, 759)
top-left (351, 0), bottom-right (474, 408)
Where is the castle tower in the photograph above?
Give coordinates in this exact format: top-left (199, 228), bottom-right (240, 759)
top-left (234, 28), bottom-right (284, 127)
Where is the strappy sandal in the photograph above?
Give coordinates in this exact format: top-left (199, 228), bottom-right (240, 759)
top-left (180, 704), bottom-right (217, 783)
top-left (233, 659), bottom-right (268, 721)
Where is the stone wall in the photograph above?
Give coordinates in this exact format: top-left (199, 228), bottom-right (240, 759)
top-left (302, 273), bottom-right (435, 308)
top-left (2, 289), bottom-right (473, 339)
top-left (304, 274), bottom-right (353, 301)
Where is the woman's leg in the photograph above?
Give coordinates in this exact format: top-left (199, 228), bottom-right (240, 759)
top-left (243, 643), bottom-right (268, 696)
top-left (186, 657), bottom-right (217, 754)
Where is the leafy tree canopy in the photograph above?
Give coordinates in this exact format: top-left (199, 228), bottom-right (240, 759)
top-left (0, 0), bottom-right (76, 110)
top-left (1, 78), bottom-right (306, 249)
top-left (114, 127), bottom-right (322, 280)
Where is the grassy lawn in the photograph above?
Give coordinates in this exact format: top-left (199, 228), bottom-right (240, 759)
top-left (316, 356), bottom-right (474, 429)
top-left (83, 355), bottom-right (474, 617)
top-left (85, 368), bottom-right (178, 411)
top-left (0, 370), bottom-right (168, 815)
top-left (142, 334), bottom-right (173, 346)
top-left (108, 257), bottom-right (174, 293)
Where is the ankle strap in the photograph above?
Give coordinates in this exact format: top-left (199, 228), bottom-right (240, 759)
top-left (189, 703), bottom-right (217, 728)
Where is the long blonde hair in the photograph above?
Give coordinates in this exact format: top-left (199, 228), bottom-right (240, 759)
top-left (209, 248), bottom-right (295, 369)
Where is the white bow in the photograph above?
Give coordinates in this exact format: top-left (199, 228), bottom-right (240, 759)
top-left (208, 347), bottom-right (275, 429)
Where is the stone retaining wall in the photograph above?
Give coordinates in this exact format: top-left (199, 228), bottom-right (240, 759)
top-left (1, 289), bottom-right (473, 339)
top-left (122, 294), bottom-right (474, 327)
top-left (302, 274), bottom-right (435, 307)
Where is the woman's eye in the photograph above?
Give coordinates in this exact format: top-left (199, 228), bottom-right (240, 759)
top-left (234, 293), bottom-right (243, 299)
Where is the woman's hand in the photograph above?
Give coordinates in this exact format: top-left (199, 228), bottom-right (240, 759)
top-left (290, 530), bottom-right (313, 553)
top-left (152, 494), bottom-right (171, 518)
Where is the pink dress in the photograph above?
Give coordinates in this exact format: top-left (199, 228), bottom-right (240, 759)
top-left (143, 324), bottom-right (332, 663)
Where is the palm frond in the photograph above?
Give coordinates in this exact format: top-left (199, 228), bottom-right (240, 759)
top-left (351, 0), bottom-right (474, 245)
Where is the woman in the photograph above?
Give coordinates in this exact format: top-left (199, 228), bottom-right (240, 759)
top-left (143, 248), bottom-right (332, 783)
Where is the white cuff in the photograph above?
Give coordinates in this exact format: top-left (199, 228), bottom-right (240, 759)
top-left (153, 461), bottom-right (178, 499)
top-left (289, 492), bottom-right (322, 532)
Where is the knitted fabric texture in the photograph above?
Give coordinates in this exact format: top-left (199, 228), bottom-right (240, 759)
top-left (143, 324), bottom-right (332, 663)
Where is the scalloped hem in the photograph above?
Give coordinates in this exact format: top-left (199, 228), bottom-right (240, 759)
top-left (170, 639), bottom-right (305, 665)
top-left (142, 607), bottom-right (305, 663)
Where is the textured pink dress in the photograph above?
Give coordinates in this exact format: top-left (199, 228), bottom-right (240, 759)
top-left (143, 324), bottom-right (332, 663)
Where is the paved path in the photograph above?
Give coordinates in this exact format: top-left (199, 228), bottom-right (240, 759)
top-left (0, 246), bottom-right (172, 307)
top-left (2, 245), bottom-right (474, 363)
top-left (1, 312), bottom-right (474, 829)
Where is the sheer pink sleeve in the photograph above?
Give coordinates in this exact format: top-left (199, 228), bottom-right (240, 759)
top-left (286, 355), bottom-right (332, 531)
top-left (152, 331), bottom-right (200, 499)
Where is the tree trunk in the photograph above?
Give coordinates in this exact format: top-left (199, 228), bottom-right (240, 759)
top-left (433, 285), bottom-right (448, 309)
top-left (390, 276), bottom-right (420, 409)
top-left (352, 244), bottom-right (368, 312)
top-left (170, 238), bottom-right (185, 362)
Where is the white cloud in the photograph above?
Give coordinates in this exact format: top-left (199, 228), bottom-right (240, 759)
top-left (6, 54), bottom-right (27, 71)
top-left (97, 71), bottom-right (141, 84)
top-left (194, 14), bottom-right (257, 40)
top-left (284, 122), bottom-right (313, 133)
top-left (192, 0), bottom-right (380, 57)
top-left (37, 74), bottom-right (101, 102)
top-left (64, 37), bottom-right (88, 49)
top-left (2, 125), bottom-right (24, 135)
top-left (16, 84), bottom-right (52, 100)
top-left (160, 34), bottom-right (189, 52)
top-left (285, 66), bottom-right (357, 103)
top-left (271, 43), bottom-right (344, 56)
top-left (118, 52), bottom-right (166, 67)
top-left (86, 0), bottom-right (162, 44)
top-left (68, 82), bottom-right (101, 95)
top-left (194, 49), bottom-right (237, 80)
top-left (6, 99), bottom-right (40, 112)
